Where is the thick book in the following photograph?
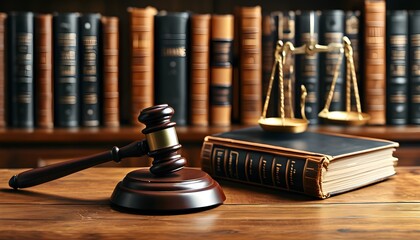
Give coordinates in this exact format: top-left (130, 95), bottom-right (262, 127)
top-left (79, 13), bottom-right (101, 127)
top-left (0, 13), bottom-right (6, 128)
top-left (364, 0), bottom-right (386, 125)
top-left (53, 12), bottom-right (80, 127)
top-left (210, 14), bottom-right (234, 126)
top-left (201, 127), bottom-right (399, 199)
top-left (190, 14), bottom-right (210, 126)
top-left (154, 11), bottom-right (190, 126)
top-left (387, 11), bottom-right (408, 125)
top-left (409, 11), bottom-right (420, 124)
top-left (35, 14), bottom-right (53, 128)
top-left (101, 16), bottom-right (120, 127)
top-left (7, 12), bottom-right (35, 128)
top-left (345, 11), bottom-right (361, 112)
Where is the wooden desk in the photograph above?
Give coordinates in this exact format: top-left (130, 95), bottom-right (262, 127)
top-left (0, 167), bottom-right (419, 239)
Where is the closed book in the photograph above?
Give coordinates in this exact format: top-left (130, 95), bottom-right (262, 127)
top-left (128, 7), bottom-right (157, 125)
top-left (320, 10), bottom-right (345, 113)
top-left (154, 12), bottom-right (189, 126)
top-left (0, 13), bottom-right (6, 128)
top-left (190, 14), bottom-right (210, 126)
top-left (210, 14), bottom-right (234, 126)
top-left (35, 14), bottom-right (53, 128)
top-left (409, 11), bottom-right (420, 124)
top-left (7, 12), bottom-right (35, 128)
top-left (53, 12), bottom-right (80, 127)
top-left (201, 127), bottom-right (398, 199)
top-left (364, 0), bottom-right (386, 125)
top-left (101, 16), bottom-right (120, 127)
top-left (387, 11), bottom-right (408, 125)
top-left (296, 11), bottom-right (320, 124)
top-left (345, 11), bottom-right (361, 112)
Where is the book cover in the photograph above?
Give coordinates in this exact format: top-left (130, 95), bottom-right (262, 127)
top-left (0, 13), bottom-right (6, 128)
top-left (201, 127), bottom-right (398, 198)
top-left (409, 10), bottom-right (420, 124)
top-left (7, 12), bottom-right (35, 128)
top-left (154, 11), bottom-right (190, 126)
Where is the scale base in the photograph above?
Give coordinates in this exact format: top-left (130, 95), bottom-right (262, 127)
top-left (110, 167), bottom-right (225, 213)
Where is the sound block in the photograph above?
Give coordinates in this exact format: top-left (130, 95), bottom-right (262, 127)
top-left (110, 167), bottom-right (225, 213)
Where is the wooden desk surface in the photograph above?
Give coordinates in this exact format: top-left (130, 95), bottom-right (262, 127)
top-left (0, 167), bottom-right (419, 239)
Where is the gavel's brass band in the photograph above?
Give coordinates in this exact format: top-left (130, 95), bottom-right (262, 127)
top-left (146, 127), bottom-right (179, 151)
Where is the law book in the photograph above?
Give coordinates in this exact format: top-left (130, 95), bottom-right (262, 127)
top-left (128, 7), bottom-right (157, 126)
top-left (79, 13), bottom-right (101, 127)
top-left (154, 11), bottom-right (190, 126)
top-left (190, 14), bottom-right (210, 126)
top-left (345, 11), bottom-right (361, 112)
top-left (320, 10), bottom-right (345, 113)
top-left (296, 11), bottom-right (320, 124)
top-left (201, 127), bottom-right (399, 199)
top-left (53, 12), bottom-right (80, 127)
top-left (364, 0), bottom-right (386, 125)
top-left (101, 16), bottom-right (120, 127)
top-left (387, 11), bottom-right (408, 125)
top-left (238, 6), bottom-right (262, 125)
top-left (0, 13), bottom-right (6, 128)
top-left (409, 11), bottom-right (420, 125)
top-left (7, 12), bottom-right (35, 128)
top-left (35, 14), bottom-right (53, 128)
top-left (210, 14), bottom-right (234, 126)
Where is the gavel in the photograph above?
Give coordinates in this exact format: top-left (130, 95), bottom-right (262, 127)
top-left (8, 104), bottom-right (225, 212)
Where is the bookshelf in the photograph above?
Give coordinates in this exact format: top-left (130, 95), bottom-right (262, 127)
top-left (0, 0), bottom-right (419, 168)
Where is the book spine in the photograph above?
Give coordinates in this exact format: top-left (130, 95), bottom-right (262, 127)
top-left (239, 6), bottom-right (262, 125)
top-left (210, 14), bottom-right (234, 126)
top-left (232, 7), bottom-right (241, 124)
top-left (345, 11), bottom-right (361, 112)
top-left (101, 16), bottom-right (120, 127)
top-left (387, 10), bottom-right (408, 125)
top-left (409, 11), bottom-right (420, 124)
top-left (320, 10), bottom-right (345, 112)
top-left (201, 141), bottom-right (324, 198)
top-left (190, 14), bottom-right (210, 126)
top-left (53, 13), bottom-right (80, 127)
top-left (35, 14), bottom-right (53, 128)
top-left (364, 0), bottom-right (386, 125)
top-left (154, 12), bottom-right (189, 126)
top-left (296, 11), bottom-right (320, 124)
top-left (0, 13), bottom-right (6, 127)
top-left (8, 12), bottom-right (34, 128)
top-left (128, 7), bottom-right (156, 125)
top-left (79, 13), bottom-right (101, 127)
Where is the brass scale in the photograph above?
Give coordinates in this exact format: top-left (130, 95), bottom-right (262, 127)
top-left (259, 12), bottom-right (370, 133)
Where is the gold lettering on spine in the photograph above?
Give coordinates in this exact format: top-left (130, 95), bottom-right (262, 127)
top-left (285, 159), bottom-right (290, 190)
top-left (162, 47), bottom-right (186, 57)
top-left (244, 153), bottom-right (250, 181)
top-left (213, 148), bottom-right (224, 175)
top-left (258, 156), bottom-right (264, 183)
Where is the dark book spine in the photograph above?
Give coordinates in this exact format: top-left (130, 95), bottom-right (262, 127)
top-left (320, 10), bottom-right (345, 113)
top-left (262, 13), bottom-right (277, 118)
top-left (345, 11), bottom-right (361, 112)
top-left (8, 12), bottom-right (34, 128)
top-left (387, 11), bottom-right (408, 125)
top-left (409, 11), bottom-right (420, 124)
top-left (154, 12), bottom-right (189, 125)
top-left (53, 13), bottom-right (80, 127)
top-left (296, 11), bottom-right (320, 124)
top-left (0, 13), bottom-right (6, 128)
top-left (79, 13), bottom-right (101, 127)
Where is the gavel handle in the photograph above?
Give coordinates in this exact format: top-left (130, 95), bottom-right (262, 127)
top-left (9, 140), bottom-right (149, 189)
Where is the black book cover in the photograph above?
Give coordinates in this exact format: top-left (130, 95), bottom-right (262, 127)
top-left (79, 13), bottom-right (101, 127)
top-left (53, 12), bottom-right (80, 127)
top-left (7, 12), bottom-right (34, 128)
top-left (320, 10), bottom-right (345, 113)
top-left (296, 11), bottom-right (320, 124)
top-left (387, 10), bottom-right (408, 125)
top-left (154, 12), bottom-right (189, 125)
top-left (409, 11), bottom-right (420, 124)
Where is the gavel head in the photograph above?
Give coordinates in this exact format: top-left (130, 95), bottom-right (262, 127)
top-left (138, 104), bottom-right (186, 175)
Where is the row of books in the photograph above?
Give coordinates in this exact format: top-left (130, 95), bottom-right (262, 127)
top-left (0, 12), bottom-right (119, 128)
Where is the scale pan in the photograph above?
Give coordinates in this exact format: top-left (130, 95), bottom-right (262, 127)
top-left (258, 117), bottom-right (308, 133)
top-left (318, 111), bottom-right (370, 126)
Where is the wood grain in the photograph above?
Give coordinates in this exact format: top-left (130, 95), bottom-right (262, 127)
top-left (0, 167), bottom-right (419, 239)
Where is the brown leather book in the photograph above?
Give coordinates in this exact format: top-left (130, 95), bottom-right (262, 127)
top-left (190, 14), bottom-right (210, 126)
top-left (238, 6), bottom-right (262, 125)
top-left (35, 14), bottom-right (53, 128)
top-left (364, 0), bottom-right (386, 125)
top-left (102, 16), bottom-right (120, 127)
top-left (0, 13), bottom-right (5, 128)
top-left (210, 14), bottom-right (234, 126)
top-left (128, 7), bottom-right (157, 125)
